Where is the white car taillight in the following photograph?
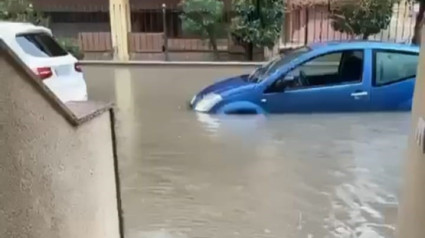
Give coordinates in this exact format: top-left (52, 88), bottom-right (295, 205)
top-left (35, 67), bottom-right (53, 80)
top-left (74, 62), bottom-right (82, 73)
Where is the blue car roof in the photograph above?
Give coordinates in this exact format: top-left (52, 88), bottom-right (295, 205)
top-left (308, 40), bottom-right (419, 53)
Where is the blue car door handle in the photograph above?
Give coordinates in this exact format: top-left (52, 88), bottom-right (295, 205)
top-left (351, 91), bottom-right (368, 97)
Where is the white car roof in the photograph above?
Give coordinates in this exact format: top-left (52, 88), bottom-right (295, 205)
top-left (0, 21), bottom-right (51, 40)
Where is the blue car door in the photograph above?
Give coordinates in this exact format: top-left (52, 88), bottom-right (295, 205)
top-left (368, 49), bottom-right (418, 111)
top-left (261, 50), bottom-right (371, 113)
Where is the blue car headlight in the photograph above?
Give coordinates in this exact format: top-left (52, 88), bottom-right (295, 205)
top-left (194, 93), bottom-right (223, 112)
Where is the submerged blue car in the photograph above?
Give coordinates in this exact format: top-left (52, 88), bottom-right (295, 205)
top-left (190, 41), bottom-right (419, 114)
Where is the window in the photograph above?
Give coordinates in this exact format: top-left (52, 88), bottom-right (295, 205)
top-left (16, 33), bottom-right (68, 58)
top-left (263, 46), bottom-right (311, 76)
top-left (374, 51), bottom-right (418, 86)
top-left (248, 46), bottom-right (311, 83)
top-left (284, 50), bottom-right (363, 89)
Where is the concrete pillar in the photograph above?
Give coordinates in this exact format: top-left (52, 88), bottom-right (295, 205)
top-left (396, 28), bottom-right (425, 238)
top-left (109, 0), bottom-right (131, 61)
top-left (283, 0), bottom-right (292, 43)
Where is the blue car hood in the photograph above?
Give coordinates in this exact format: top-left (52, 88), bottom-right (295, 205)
top-left (197, 74), bottom-right (252, 97)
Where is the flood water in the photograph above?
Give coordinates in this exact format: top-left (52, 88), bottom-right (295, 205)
top-left (85, 65), bottom-right (411, 238)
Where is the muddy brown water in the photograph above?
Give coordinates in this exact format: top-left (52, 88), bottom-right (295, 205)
top-left (84, 65), bottom-right (410, 238)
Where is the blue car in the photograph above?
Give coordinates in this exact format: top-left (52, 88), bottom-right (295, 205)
top-left (190, 41), bottom-right (420, 114)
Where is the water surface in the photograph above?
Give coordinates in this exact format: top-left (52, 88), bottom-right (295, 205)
top-left (85, 66), bottom-right (410, 238)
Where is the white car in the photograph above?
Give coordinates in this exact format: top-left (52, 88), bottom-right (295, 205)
top-left (0, 22), bottom-right (88, 102)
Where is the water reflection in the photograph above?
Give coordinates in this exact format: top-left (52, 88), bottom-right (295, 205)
top-left (193, 112), bottom-right (408, 238)
top-left (85, 66), bottom-right (410, 238)
top-left (195, 113), bottom-right (268, 140)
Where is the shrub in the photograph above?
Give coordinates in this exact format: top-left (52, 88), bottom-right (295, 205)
top-left (57, 38), bottom-right (84, 60)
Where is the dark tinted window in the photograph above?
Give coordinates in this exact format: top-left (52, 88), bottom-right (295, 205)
top-left (16, 32), bottom-right (68, 58)
top-left (374, 51), bottom-right (418, 86)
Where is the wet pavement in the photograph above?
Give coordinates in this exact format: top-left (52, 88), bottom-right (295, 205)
top-left (85, 66), bottom-right (410, 238)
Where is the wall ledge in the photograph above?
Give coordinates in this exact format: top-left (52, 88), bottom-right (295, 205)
top-left (66, 101), bottom-right (114, 125)
top-left (81, 60), bottom-right (265, 66)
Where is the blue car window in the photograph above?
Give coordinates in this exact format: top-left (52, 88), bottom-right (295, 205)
top-left (374, 51), bottom-right (419, 86)
top-left (282, 50), bottom-right (363, 89)
top-left (248, 46), bottom-right (311, 83)
top-left (296, 52), bottom-right (342, 76)
top-left (263, 47), bottom-right (310, 75)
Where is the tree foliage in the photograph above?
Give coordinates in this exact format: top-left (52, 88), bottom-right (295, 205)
top-left (180, 0), bottom-right (224, 59)
top-left (231, 0), bottom-right (284, 60)
top-left (330, 0), bottom-right (395, 40)
top-left (0, 0), bottom-right (49, 26)
top-left (57, 38), bottom-right (84, 60)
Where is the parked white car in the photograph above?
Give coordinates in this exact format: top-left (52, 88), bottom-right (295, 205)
top-left (0, 22), bottom-right (88, 102)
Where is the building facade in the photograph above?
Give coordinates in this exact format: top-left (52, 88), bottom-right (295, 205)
top-left (32, 0), bottom-right (232, 39)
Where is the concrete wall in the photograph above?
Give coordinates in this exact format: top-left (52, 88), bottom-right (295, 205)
top-left (396, 29), bottom-right (425, 238)
top-left (0, 42), bottom-right (121, 238)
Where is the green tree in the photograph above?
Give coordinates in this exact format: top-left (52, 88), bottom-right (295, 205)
top-left (57, 38), bottom-right (84, 60)
top-left (0, 0), bottom-right (49, 26)
top-left (180, 0), bottom-right (224, 60)
top-left (231, 0), bottom-right (284, 61)
top-left (411, 0), bottom-right (425, 45)
top-left (330, 0), bottom-right (395, 40)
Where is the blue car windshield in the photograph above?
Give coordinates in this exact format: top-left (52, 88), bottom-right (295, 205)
top-left (247, 46), bottom-right (311, 83)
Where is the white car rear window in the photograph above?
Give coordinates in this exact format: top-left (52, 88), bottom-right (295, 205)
top-left (16, 32), bottom-right (68, 58)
